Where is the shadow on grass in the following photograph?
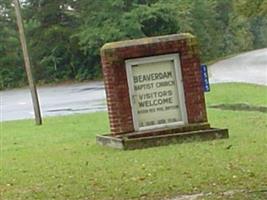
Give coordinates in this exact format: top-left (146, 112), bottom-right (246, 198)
top-left (210, 103), bottom-right (267, 113)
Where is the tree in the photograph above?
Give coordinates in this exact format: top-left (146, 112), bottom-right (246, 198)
top-left (235, 0), bottom-right (267, 48)
top-left (0, 0), bottom-right (24, 89)
top-left (0, 0), bottom-right (266, 89)
top-left (190, 0), bottom-right (220, 60)
top-left (76, 0), bottom-right (181, 76)
top-left (24, 0), bottom-right (82, 82)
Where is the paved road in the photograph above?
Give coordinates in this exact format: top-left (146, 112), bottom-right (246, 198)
top-left (1, 48), bottom-right (266, 122)
top-left (209, 48), bottom-right (267, 85)
top-left (0, 82), bottom-right (106, 121)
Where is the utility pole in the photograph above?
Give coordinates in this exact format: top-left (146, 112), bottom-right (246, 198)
top-left (13, 0), bottom-right (42, 125)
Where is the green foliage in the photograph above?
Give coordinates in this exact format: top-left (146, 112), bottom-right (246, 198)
top-left (190, 0), bottom-right (220, 60)
top-left (0, 0), bottom-right (25, 89)
top-left (0, 0), bottom-right (266, 89)
top-left (24, 0), bottom-right (83, 82)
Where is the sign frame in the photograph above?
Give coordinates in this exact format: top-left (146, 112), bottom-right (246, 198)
top-left (126, 53), bottom-right (188, 131)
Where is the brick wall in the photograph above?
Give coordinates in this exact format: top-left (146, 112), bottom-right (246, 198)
top-left (101, 33), bottom-right (208, 135)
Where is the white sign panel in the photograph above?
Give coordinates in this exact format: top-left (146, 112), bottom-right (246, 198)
top-left (126, 54), bottom-right (187, 131)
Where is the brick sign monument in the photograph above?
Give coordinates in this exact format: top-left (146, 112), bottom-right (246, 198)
top-left (97, 33), bottom-right (228, 150)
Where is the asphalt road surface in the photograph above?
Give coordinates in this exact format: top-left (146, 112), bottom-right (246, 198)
top-left (0, 82), bottom-right (106, 121)
top-left (1, 48), bottom-right (266, 122)
top-left (209, 48), bottom-right (267, 85)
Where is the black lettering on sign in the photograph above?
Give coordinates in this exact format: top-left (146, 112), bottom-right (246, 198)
top-left (157, 119), bottom-right (166, 124)
top-left (165, 105), bottom-right (179, 111)
top-left (157, 90), bottom-right (173, 97)
top-left (138, 109), bottom-right (149, 114)
top-left (138, 97), bottom-right (173, 108)
top-left (138, 90), bottom-right (173, 101)
top-left (157, 107), bottom-right (164, 111)
top-left (167, 118), bottom-right (178, 123)
top-left (149, 108), bottom-right (156, 113)
top-left (145, 121), bottom-right (155, 126)
top-left (156, 81), bottom-right (175, 88)
top-left (134, 83), bottom-right (154, 91)
top-left (133, 71), bottom-right (172, 83)
top-left (138, 92), bottom-right (158, 101)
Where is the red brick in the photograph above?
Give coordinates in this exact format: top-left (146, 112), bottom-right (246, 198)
top-left (101, 34), bottom-right (208, 134)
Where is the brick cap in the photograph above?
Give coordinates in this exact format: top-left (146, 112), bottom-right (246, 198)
top-left (101, 33), bottom-right (195, 52)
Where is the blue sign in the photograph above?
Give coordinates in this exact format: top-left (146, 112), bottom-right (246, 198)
top-left (201, 64), bottom-right (210, 92)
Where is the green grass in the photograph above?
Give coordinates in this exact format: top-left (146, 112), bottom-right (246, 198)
top-left (1, 83), bottom-right (267, 200)
top-left (206, 83), bottom-right (267, 106)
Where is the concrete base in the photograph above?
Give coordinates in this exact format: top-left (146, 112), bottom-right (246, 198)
top-left (96, 126), bottom-right (229, 150)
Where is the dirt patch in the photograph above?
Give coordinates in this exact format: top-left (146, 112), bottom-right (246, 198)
top-left (169, 193), bottom-right (205, 200)
top-left (169, 189), bottom-right (267, 200)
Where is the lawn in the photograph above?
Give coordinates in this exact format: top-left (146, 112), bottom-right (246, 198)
top-left (0, 83), bottom-right (267, 200)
